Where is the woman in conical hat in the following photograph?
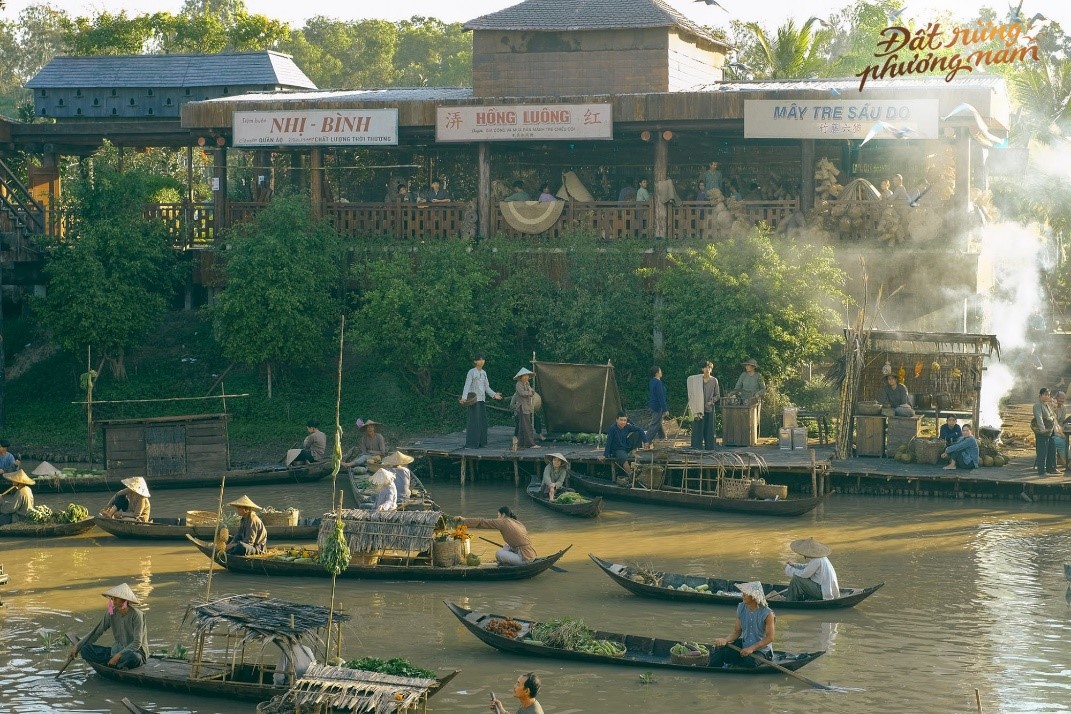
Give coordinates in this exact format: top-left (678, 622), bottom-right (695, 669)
top-left (513, 367), bottom-right (539, 450)
top-left (225, 495), bottom-right (267, 556)
top-left (342, 419), bottom-right (388, 469)
top-left (72, 582), bottom-right (149, 670)
top-left (781, 537), bottom-right (840, 602)
top-left (100, 476), bottom-right (151, 522)
top-left (540, 452), bottom-right (571, 499)
top-left (370, 469), bottom-right (398, 512)
top-left (379, 451), bottom-right (414, 501)
top-left (0, 469), bottom-right (35, 525)
top-left (710, 580), bottom-right (775, 669)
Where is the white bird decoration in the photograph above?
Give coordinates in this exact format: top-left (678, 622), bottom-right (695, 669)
top-left (860, 121), bottom-right (916, 146)
top-left (694, 0), bottom-right (729, 10)
top-left (887, 6), bottom-right (907, 23)
top-left (1008, 0), bottom-right (1025, 23)
top-left (942, 103), bottom-right (1007, 147)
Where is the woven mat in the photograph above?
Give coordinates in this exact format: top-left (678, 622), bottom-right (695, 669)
top-left (500, 200), bottom-right (565, 233)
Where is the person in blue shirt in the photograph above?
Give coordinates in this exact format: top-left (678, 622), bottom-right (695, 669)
top-left (939, 415), bottom-right (962, 447)
top-left (645, 366), bottom-right (669, 443)
top-left (0, 440), bottom-right (19, 474)
top-left (598, 412), bottom-right (649, 475)
top-left (942, 425), bottom-right (979, 470)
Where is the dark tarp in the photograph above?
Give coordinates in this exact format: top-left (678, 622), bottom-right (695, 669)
top-left (533, 360), bottom-right (622, 434)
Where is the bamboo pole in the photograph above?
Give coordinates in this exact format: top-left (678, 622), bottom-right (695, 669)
top-left (324, 489), bottom-right (344, 662)
top-left (204, 470), bottom-right (229, 602)
top-left (86, 347), bottom-right (94, 465)
top-left (330, 315), bottom-right (346, 506)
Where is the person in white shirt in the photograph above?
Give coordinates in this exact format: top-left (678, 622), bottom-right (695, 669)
top-left (460, 353), bottom-right (502, 448)
top-left (780, 537), bottom-right (840, 601)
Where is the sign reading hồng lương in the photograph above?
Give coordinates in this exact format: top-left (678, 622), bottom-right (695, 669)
top-left (744, 99), bottom-right (939, 140)
top-left (436, 104), bottom-right (613, 142)
top-left (232, 109), bottom-right (398, 146)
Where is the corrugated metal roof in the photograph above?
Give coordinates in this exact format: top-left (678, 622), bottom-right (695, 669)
top-left (464, 0), bottom-right (729, 48)
top-left (27, 51), bottom-right (317, 89)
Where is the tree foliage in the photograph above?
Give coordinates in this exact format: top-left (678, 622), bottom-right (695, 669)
top-left (654, 227), bottom-right (845, 384)
top-left (210, 195), bottom-right (342, 396)
top-left (731, 17), bottom-right (833, 79)
top-left (37, 168), bottom-right (180, 379)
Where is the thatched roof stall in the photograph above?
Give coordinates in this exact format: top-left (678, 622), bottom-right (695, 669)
top-left (260, 663), bottom-right (437, 713)
top-left (317, 510), bottom-right (441, 555)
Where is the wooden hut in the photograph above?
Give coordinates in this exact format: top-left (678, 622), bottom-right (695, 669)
top-left (99, 414), bottom-right (230, 479)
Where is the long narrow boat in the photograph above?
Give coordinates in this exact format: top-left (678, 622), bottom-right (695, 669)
top-left (0, 517), bottom-right (95, 538)
top-left (93, 515), bottom-right (322, 541)
top-left (589, 554), bottom-right (885, 610)
top-left (32, 461), bottom-right (332, 493)
top-left (525, 484), bottom-right (603, 518)
top-left (188, 535), bottom-right (571, 582)
top-left (570, 472), bottom-right (826, 517)
top-left (89, 656), bottom-right (459, 703)
top-left (445, 602), bottom-right (824, 673)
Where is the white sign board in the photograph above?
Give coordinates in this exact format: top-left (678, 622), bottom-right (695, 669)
top-left (232, 109), bottom-right (398, 147)
top-left (744, 99), bottom-right (939, 140)
top-left (436, 104), bottom-right (613, 142)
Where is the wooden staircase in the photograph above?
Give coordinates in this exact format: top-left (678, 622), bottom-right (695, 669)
top-left (0, 157), bottom-right (46, 263)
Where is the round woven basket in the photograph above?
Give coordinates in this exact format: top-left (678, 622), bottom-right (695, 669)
top-left (670, 650), bottom-right (710, 666)
top-left (856, 401), bottom-right (882, 416)
top-left (432, 539), bottom-right (460, 567)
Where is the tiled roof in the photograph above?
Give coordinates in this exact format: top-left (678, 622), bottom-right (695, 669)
top-left (689, 76), bottom-right (1007, 92)
top-left (27, 51), bottom-right (317, 89)
top-left (206, 87), bottom-right (474, 104)
top-left (464, 0), bottom-right (729, 48)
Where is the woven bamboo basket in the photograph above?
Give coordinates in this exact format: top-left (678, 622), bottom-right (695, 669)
top-left (432, 539), bottom-right (461, 567)
top-left (349, 552), bottom-right (380, 566)
top-left (261, 510), bottom-right (299, 527)
top-left (718, 477), bottom-right (753, 499)
top-left (670, 650), bottom-right (710, 666)
top-left (911, 438), bottom-right (946, 465)
top-left (186, 510), bottom-right (221, 527)
top-left (856, 401), bottom-right (882, 416)
top-left (751, 483), bottom-right (788, 499)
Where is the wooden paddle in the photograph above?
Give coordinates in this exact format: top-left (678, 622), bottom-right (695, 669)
top-left (724, 642), bottom-right (837, 691)
top-left (477, 536), bottom-right (567, 573)
top-left (55, 633), bottom-right (81, 679)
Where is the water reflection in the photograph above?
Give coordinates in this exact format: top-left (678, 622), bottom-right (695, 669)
top-left (1, 483), bottom-right (1070, 712)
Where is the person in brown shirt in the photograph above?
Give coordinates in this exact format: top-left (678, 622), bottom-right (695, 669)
top-left (100, 477), bottom-right (151, 522)
top-left (461, 507), bottom-right (536, 565)
top-left (226, 495), bottom-right (268, 555)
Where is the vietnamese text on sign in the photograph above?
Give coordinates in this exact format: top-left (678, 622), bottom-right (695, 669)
top-left (436, 104), bottom-right (613, 142)
top-left (744, 99), bottom-right (939, 140)
top-left (232, 109), bottom-right (399, 147)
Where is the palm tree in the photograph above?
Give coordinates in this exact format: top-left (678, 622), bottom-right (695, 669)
top-left (738, 17), bottom-right (832, 80)
top-left (1006, 53), bottom-right (1071, 146)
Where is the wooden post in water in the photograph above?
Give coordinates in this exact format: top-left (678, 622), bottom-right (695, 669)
top-left (810, 449), bottom-right (817, 498)
top-left (460, 456), bottom-right (466, 486)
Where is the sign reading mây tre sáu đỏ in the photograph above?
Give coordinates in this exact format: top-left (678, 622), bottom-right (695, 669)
top-left (744, 99), bottom-right (939, 140)
top-left (232, 109), bottom-right (399, 147)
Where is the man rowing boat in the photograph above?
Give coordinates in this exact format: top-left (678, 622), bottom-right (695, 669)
top-left (710, 581), bottom-right (774, 667)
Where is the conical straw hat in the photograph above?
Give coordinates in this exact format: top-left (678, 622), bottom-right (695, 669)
top-left (544, 452), bottom-right (569, 466)
top-left (514, 367), bottom-right (534, 379)
top-left (227, 495), bottom-right (262, 510)
top-left (735, 581), bottom-right (767, 606)
top-left (790, 537), bottom-right (832, 558)
top-left (4, 469), bottom-right (34, 486)
top-left (121, 476), bottom-right (150, 498)
top-left (101, 583), bottom-right (140, 604)
top-left (31, 461), bottom-right (60, 477)
top-left (370, 469), bottom-right (395, 486)
top-left (380, 451), bottom-right (414, 467)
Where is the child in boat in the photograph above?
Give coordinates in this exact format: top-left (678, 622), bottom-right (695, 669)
top-left (73, 583), bottom-right (149, 670)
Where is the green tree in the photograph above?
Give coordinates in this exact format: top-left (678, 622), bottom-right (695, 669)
top-left (64, 11), bottom-right (156, 55)
top-left (210, 195), bottom-right (342, 398)
top-left (37, 168), bottom-right (180, 379)
top-left (393, 17), bottom-right (471, 87)
top-left (14, 4), bottom-right (70, 84)
top-left (350, 242), bottom-right (499, 397)
top-left (285, 17), bottom-right (397, 89)
top-left (655, 227), bottom-right (845, 383)
top-left (735, 17), bottom-right (833, 80)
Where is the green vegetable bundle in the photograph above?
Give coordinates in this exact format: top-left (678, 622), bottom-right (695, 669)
top-left (318, 518), bottom-right (351, 575)
top-left (61, 503), bottom-right (90, 523)
top-left (27, 505), bottom-right (54, 523)
top-left (529, 617), bottom-right (595, 651)
top-left (553, 492), bottom-right (589, 505)
top-left (577, 639), bottom-right (626, 656)
top-left (343, 657), bottom-right (437, 679)
top-left (670, 642), bottom-right (709, 656)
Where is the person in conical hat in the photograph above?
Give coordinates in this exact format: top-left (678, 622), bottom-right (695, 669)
top-left (540, 453), bottom-right (571, 500)
top-left (778, 537), bottom-right (840, 602)
top-left (0, 469), bottom-right (35, 525)
top-left (370, 469), bottom-right (398, 511)
top-left (225, 495), bottom-right (267, 556)
top-left (100, 476), bottom-right (151, 522)
top-left (734, 358), bottom-right (766, 405)
top-left (72, 582), bottom-right (149, 670)
top-left (379, 451), bottom-right (413, 502)
top-left (342, 419), bottom-right (388, 469)
top-left (710, 580), bottom-right (775, 669)
top-left (513, 367), bottom-right (540, 450)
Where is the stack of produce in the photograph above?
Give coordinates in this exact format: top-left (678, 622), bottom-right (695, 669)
top-left (525, 616), bottom-right (625, 656)
top-left (25, 503), bottom-right (89, 524)
top-left (343, 657), bottom-right (437, 679)
top-left (553, 492), bottom-right (590, 505)
top-left (977, 437), bottom-right (1008, 467)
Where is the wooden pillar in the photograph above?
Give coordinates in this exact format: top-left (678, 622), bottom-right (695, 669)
top-left (310, 148), bottom-right (323, 219)
top-left (213, 147), bottom-right (228, 231)
top-left (953, 129), bottom-right (971, 215)
top-left (477, 142), bottom-right (491, 239)
top-left (800, 140), bottom-right (815, 211)
top-left (653, 133), bottom-right (668, 239)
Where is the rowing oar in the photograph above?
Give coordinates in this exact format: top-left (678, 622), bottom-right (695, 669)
top-left (724, 642), bottom-right (838, 691)
top-left (55, 633), bottom-right (81, 679)
top-left (477, 536), bottom-right (567, 573)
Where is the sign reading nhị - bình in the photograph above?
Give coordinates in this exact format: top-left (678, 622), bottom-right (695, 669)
top-left (436, 104), bottom-right (613, 142)
top-left (232, 109), bottom-right (399, 147)
top-left (744, 99), bottom-right (939, 140)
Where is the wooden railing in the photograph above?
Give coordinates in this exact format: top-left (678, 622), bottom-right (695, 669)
top-left (329, 201), bottom-right (471, 240)
top-left (668, 200), bottom-right (798, 240)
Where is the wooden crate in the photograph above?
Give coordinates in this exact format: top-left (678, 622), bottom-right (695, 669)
top-left (854, 416), bottom-right (885, 457)
top-left (886, 416), bottom-right (920, 457)
top-left (723, 405), bottom-right (758, 447)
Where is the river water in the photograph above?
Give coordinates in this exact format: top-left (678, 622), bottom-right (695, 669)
top-left (3, 476), bottom-right (1071, 714)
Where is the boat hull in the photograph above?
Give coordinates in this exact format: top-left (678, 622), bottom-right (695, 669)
top-left (0, 517), bottom-right (95, 538)
top-left (93, 516), bottom-right (321, 541)
top-left (445, 602), bottom-right (824, 673)
top-left (571, 472), bottom-right (825, 516)
top-left (33, 461), bottom-right (331, 493)
top-left (589, 554), bottom-right (884, 609)
top-left (188, 535), bottom-right (570, 582)
top-left (525, 487), bottom-right (603, 517)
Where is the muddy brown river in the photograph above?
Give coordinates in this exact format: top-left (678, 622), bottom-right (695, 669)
top-left (3, 476), bottom-right (1070, 713)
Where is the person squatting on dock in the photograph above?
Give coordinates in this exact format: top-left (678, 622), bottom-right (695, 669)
top-left (599, 412), bottom-right (650, 475)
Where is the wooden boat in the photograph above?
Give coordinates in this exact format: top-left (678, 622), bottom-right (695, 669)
top-left (32, 461), bottom-right (331, 493)
top-left (525, 482), bottom-right (603, 518)
top-left (348, 470), bottom-right (439, 511)
top-left (88, 593), bottom-right (458, 703)
top-left (90, 657), bottom-right (459, 703)
top-left (187, 534), bottom-right (570, 582)
top-left (570, 472), bottom-right (826, 517)
top-left (0, 563), bottom-right (8, 585)
top-left (256, 664), bottom-right (458, 713)
top-left (445, 602), bottom-right (824, 674)
top-left (93, 515), bottom-right (322, 541)
top-left (589, 554), bottom-right (885, 610)
top-left (0, 517), bottom-right (95, 538)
